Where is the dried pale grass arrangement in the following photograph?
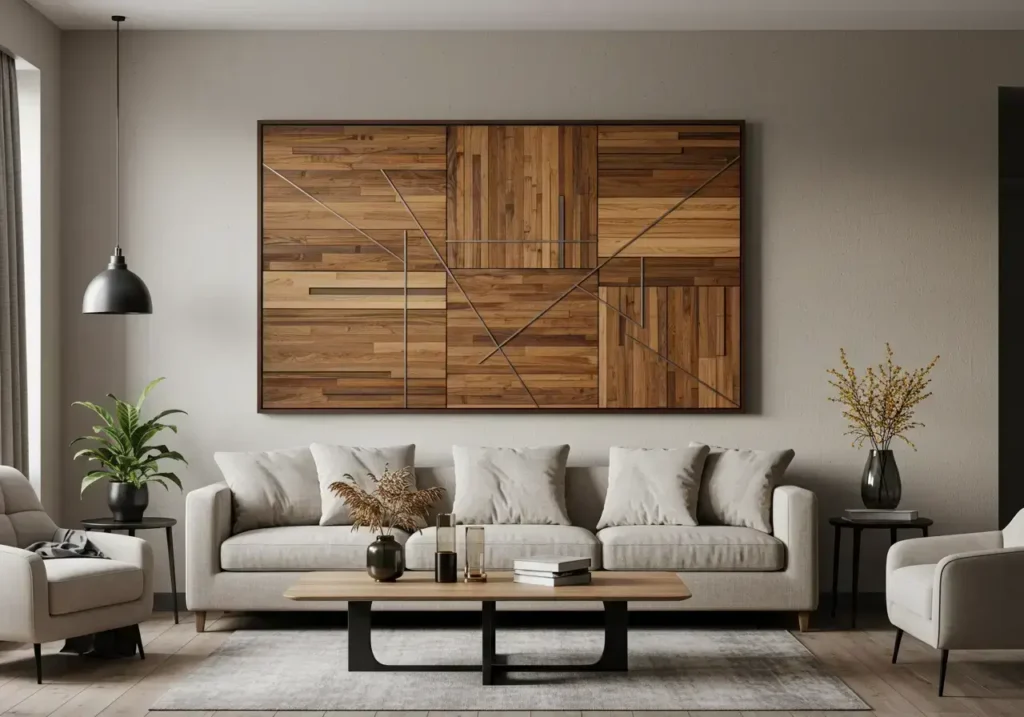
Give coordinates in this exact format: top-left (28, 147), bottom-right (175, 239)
top-left (827, 343), bottom-right (939, 451)
top-left (329, 465), bottom-right (445, 536)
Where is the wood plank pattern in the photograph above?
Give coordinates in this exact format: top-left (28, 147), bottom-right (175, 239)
top-left (447, 126), bottom-right (597, 269)
top-left (260, 122), bottom-right (742, 411)
top-left (447, 270), bottom-right (599, 408)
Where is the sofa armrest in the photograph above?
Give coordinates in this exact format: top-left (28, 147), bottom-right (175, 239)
top-left (0, 545), bottom-right (48, 642)
top-left (887, 531), bottom-right (1003, 573)
top-left (86, 531), bottom-right (155, 609)
top-left (933, 546), bottom-right (1024, 649)
top-left (772, 485), bottom-right (818, 608)
top-left (185, 482), bottom-right (232, 609)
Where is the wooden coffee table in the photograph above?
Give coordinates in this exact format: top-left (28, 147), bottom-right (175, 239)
top-left (285, 571), bottom-right (691, 685)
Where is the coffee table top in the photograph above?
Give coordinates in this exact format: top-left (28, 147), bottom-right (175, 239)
top-left (285, 571), bottom-right (691, 602)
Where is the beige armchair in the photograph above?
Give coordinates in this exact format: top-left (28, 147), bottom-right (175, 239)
top-left (0, 467), bottom-right (154, 683)
top-left (886, 510), bottom-right (1024, 695)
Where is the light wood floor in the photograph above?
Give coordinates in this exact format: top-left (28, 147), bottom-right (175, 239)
top-left (1, 610), bottom-right (1022, 717)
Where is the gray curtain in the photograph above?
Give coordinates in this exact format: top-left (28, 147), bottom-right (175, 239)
top-left (0, 50), bottom-right (26, 473)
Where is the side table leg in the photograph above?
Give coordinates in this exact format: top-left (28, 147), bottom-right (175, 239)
top-left (923, 526), bottom-right (929, 538)
top-left (851, 526), bottom-right (863, 629)
top-left (830, 525), bottom-right (841, 618)
top-left (166, 526), bottom-right (179, 624)
top-left (890, 527), bottom-right (898, 546)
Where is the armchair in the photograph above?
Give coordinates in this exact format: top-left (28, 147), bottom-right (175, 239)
top-left (0, 467), bottom-right (154, 683)
top-left (886, 510), bottom-right (1024, 695)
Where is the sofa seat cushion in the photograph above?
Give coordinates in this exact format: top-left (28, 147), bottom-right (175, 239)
top-left (220, 526), bottom-right (411, 571)
top-left (598, 525), bottom-right (785, 571)
top-left (405, 525), bottom-right (601, 571)
top-left (44, 558), bottom-right (144, 616)
top-left (887, 564), bottom-right (935, 619)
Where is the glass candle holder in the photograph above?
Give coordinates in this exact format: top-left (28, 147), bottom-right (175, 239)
top-left (435, 513), bottom-right (457, 583)
top-left (464, 526), bottom-right (487, 582)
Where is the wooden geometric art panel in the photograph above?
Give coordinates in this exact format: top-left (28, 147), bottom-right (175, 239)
top-left (259, 121), bottom-right (743, 411)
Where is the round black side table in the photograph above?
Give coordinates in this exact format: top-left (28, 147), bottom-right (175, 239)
top-left (82, 516), bottom-right (179, 624)
top-left (829, 515), bottom-right (932, 628)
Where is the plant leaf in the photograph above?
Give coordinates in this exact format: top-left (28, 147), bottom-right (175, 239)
top-left (150, 472), bottom-right (183, 491)
top-left (80, 471), bottom-right (111, 495)
top-left (136, 377), bottom-right (165, 411)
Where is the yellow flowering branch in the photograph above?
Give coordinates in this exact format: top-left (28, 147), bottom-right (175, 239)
top-left (827, 344), bottom-right (938, 451)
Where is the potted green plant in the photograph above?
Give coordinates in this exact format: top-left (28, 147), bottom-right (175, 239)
top-left (72, 377), bottom-right (187, 522)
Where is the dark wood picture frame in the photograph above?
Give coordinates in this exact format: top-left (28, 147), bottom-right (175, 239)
top-left (258, 120), bottom-right (746, 413)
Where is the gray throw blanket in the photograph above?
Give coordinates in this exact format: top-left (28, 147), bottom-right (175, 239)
top-left (25, 529), bottom-right (106, 559)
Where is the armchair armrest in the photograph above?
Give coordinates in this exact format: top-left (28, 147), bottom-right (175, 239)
top-left (0, 545), bottom-right (48, 642)
top-left (772, 485), bottom-right (818, 609)
top-left (887, 531), bottom-right (1003, 573)
top-left (186, 481), bottom-right (232, 610)
top-left (934, 546), bottom-right (1024, 649)
top-left (86, 531), bottom-right (155, 608)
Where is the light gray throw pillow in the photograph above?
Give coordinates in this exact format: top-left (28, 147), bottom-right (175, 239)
top-left (691, 442), bottom-right (796, 533)
top-left (311, 443), bottom-right (416, 526)
top-left (452, 445), bottom-right (571, 525)
top-left (214, 447), bottom-right (321, 534)
top-left (596, 445), bottom-right (710, 529)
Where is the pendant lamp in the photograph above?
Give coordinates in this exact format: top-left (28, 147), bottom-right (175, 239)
top-left (82, 15), bottom-right (152, 315)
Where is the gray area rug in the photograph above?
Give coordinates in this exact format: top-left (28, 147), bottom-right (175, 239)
top-left (153, 628), bottom-right (868, 711)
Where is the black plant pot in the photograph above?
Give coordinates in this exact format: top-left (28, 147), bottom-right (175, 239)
top-left (367, 534), bottom-right (405, 582)
top-left (861, 449), bottom-right (902, 509)
top-left (108, 483), bottom-right (149, 522)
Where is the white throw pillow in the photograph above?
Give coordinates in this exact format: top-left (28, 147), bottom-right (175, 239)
top-left (311, 443), bottom-right (416, 526)
top-left (452, 445), bottom-right (571, 525)
top-left (596, 445), bottom-right (710, 529)
top-left (691, 442), bottom-right (796, 533)
top-left (214, 447), bottom-right (321, 534)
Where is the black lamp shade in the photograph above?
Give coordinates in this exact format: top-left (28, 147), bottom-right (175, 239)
top-left (82, 248), bottom-right (152, 314)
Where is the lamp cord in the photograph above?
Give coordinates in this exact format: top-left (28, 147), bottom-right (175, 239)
top-left (114, 16), bottom-right (121, 254)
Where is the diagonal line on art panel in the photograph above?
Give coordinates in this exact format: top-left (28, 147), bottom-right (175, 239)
top-left (380, 170), bottom-right (540, 408)
top-left (476, 155), bottom-right (740, 365)
top-left (262, 164), bottom-right (405, 263)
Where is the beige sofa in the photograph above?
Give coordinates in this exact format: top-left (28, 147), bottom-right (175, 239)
top-left (186, 465), bottom-right (817, 628)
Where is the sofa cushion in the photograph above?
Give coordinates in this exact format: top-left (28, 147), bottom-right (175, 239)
top-left (452, 446), bottom-right (571, 525)
top-left (220, 525), bottom-right (411, 571)
top-left (598, 525), bottom-right (786, 571)
top-left (311, 444), bottom-right (417, 526)
top-left (691, 443), bottom-right (796, 534)
top-left (597, 446), bottom-right (709, 529)
top-left (214, 447), bottom-right (321, 534)
top-left (44, 558), bottom-right (144, 616)
top-left (406, 524), bottom-right (600, 571)
top-left (887, 564), bottom-right (935, 619)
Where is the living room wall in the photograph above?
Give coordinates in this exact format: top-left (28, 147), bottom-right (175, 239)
top-left (59, 30), bottom-right (1020, 594)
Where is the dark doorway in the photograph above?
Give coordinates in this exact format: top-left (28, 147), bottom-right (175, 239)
top-left (1000, 87), bottom-right (1024, 528)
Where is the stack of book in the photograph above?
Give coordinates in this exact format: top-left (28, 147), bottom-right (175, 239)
top-left (844, 508), bottom-right (919, 522)
top-left (513, 556), bottom-right (592, 586)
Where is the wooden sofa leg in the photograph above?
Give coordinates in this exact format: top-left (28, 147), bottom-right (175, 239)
top-left (33, 643), bottom-right (41, 684)
top-left (938, 649), bottom-right (949, 696)
top-left (797, 611), bottom-right (811, 632)
top-left (892, 628), bottom-right (903, 663)
top-left (195, 611), bottom-right (206, 633)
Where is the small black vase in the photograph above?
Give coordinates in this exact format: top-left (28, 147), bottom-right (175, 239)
top-left (861, 449), bottom-right (901, 509)
top-left (108, 483), bottom-right (149, 522)
top-left (367, 534), bottom-right (405, 582)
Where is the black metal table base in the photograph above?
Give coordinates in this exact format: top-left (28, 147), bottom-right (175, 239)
top-left (347, 600), bottom-right (629, 685)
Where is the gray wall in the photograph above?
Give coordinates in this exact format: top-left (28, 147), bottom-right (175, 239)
top-left (59, 30), bottom-right (1016, 593)
top-left (0, 0), bottom-right (61, 519)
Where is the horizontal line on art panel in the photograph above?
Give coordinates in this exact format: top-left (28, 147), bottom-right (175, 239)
top-left (308, 287), bottom-right (444, 296)
top-left (445, 240), bottom-right (598, 244)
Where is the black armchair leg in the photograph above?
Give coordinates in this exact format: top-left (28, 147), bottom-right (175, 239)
top-left (938, 649), bottom-right (949, 696)
top-left (892, 628), bottom-right (903, 663)
top-left (134, 624), bottom-right (145, 660)
top-left (33, 643), bottom-right (41, 684)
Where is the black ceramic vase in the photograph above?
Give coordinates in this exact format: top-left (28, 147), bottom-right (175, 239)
top-left (108, 482), bottom-right (149, 522)
top-left (861, 449), bottom-right (901, 509)
top-left (367, 534), bottom-right (405, 582)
